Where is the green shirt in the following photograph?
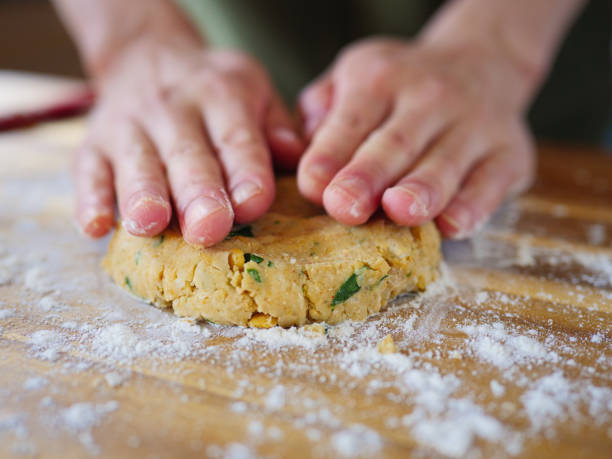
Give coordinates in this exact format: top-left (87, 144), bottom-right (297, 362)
top-left (178, 0), bottom-right (611, 144)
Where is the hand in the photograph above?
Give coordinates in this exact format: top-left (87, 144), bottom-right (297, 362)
top-left (74, 39), bottom-right (303, 245)
top-left (297, 37), bottom-right (535, 238)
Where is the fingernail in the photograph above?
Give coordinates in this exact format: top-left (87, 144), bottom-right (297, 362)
top-left (439, 213), bottom-right (462, 233)
top-left (185, 196), bottom-right (227, 231)
top-left (272, 127), bottom-right (300, 144)
top-left (124, 194), bottom-right (171, 235)
top-left (440, 206), bottom-right (472, 239)
top-left (231, 180), bottom-right (263, 206)
top-left (328, 176), bottom-right (370, 219)
top-left (394, 185), bottom-right (430, 217)
top-left (306, 162), bottom-right (336, 185)
top-left (79, 207), bottom-right (114, 237)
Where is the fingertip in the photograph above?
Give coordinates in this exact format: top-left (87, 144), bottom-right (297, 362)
top-left (322, 176), bottom-right (373, 225)
top-left (381, 183), bottom-right (432, 226)
top-left (79, 209), bottom-right (115, 238)
top-left (123, 193), bottom-right (172, 236)
top-left (297, 159), bottom-right (337, 206)
top-left (182, 195), bottom-right (234, 247)
top-left (230, 179), bottom-right (275, 223)
top-left (434, 201), bottom-right (473, 239)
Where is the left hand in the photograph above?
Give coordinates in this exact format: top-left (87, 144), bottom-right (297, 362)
top-left (297, 37), bottom-right (536, 238)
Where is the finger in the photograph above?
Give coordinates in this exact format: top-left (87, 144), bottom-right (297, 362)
top-left (265, 91), bottom-right (305, 171)
top-left (381, 121), bottom-right (487, 227)
top-left (323, 91), bottom-right (455, 225)
top-left (297, 87), bottom-right (389, 205)
top-left (203, 95), bottom-right (275, 223)
top-left (436, 146), bottom-right (535, 239)
top-left (145, 105), bottom-right (233, 246)
top-left (72, 145), bottom-right (115, 238)
top-left (298, 74), bottom-right (333, 140)
top-left (109, 122), bottom-right (172, 237)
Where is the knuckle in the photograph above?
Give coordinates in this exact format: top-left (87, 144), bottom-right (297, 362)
top-left (378, 127), bottom-right (414, 153)
top-left (219, 126), bottom-right (260, 149)
top-left (362, 59), bottom-right (394, 92)
top-left (325, 110), bottom-right (368, 135)
top-left (198, 73), bottom-right (236, 98)
top-left (166, 140), bottom-right (203, 162)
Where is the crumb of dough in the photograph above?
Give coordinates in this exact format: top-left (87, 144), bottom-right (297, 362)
top-left (377, 334), bottom-right (397, 354)
top-left (248, 313), bottom-right (278, 328)
top-left (302, 323), bottom-right (326, 336)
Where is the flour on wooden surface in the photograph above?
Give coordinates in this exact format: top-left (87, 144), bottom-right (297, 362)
top-left (1, 165), bottom-right (612, 458)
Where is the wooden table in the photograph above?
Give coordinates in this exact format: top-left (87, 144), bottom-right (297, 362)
top-left (0, 114), bottom-right (611, 457)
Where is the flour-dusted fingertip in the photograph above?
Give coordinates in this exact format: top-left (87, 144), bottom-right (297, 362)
top-left (123, 193), bottom-right (172, 236)
top-left (323, 175), bottom-right (373, 225)
top-left (182, 195), bottom-right (234, 246)
top-left (435, 202), bottom-right (473, 239)
top-left (78, 207), bottom-right (115, 238)
top-left (382, 182), bottom-right (432, 226)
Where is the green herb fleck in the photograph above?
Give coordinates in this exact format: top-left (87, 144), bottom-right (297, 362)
top-left (225, 224), bottom-right (254, 239)
top-left (372, 274), bottom-right (389, 288)
top-left (152, 234), bottom-right (165, 247)
top-left (125, 276), bottom-right (134, 291)
top-left (331, 266), bottom-right (371, 308)
top-left (309, 252), bottom-right (316, 256)
top-left (206, 319), bottom-right (216, 325)
top-left (134, 250), bottom-right (142, 265)
top-left (331, 273), bottom-right (360, 308)
top-left (406, 270), bottom-right (413, 278)
top-left (267, 261), bottom-right (274, 267)
top-left (247, 268), bottom-right (262, 283)
top-left (244, 253), bottom-right (264, 264)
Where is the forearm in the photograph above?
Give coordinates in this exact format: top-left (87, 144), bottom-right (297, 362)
top-left (422, 0), bottom-right (586, 102)
top-left (52, 0), bottom-right (202, 77)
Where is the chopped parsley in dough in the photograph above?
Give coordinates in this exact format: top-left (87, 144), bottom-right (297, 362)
top-left (103, 177), bottom-right (441, 327)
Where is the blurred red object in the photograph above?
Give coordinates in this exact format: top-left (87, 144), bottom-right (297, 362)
top-left (0, 71), bottom-right (94, 131)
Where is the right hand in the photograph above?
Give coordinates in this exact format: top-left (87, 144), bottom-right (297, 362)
top-left (74, 38), bottom-right (304, 245)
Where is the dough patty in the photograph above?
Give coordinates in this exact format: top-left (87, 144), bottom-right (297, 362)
top-left (103, 177), bottom-right (441, 327)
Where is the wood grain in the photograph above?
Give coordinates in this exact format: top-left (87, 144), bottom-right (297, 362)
top-left (0, 94), bottom-right (611, 458)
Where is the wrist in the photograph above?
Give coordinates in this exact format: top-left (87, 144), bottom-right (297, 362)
top-left (53, 0), bottom-right (203, 79)
top-left (420, 0), bottom-right (585, 108)
top-left (91, 27), bottom-right (202, 81)
top-left (421, 23), bottom-right (540, 109)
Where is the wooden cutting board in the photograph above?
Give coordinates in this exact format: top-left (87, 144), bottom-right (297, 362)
top-left (0, 95), bottom-right (611, 457)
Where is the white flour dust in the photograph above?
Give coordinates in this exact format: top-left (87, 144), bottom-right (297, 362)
top-left (1, 138), bottom-right (612, 458)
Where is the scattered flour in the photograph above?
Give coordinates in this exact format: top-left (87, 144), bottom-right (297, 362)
top-left (206, 443), bottom-right (254, 459)
top-left (104, 371), bottom-right (130, 388)
top-left (23, 377), bottom-right (48, 391)
top-left (0, 308), bottom-right (15, 319)
top-left (37, 296), bottom-right (68, 312)
top-left (23, 267), bottom-right (53, 293)
top-left (460, 322), bottom-right (557, 372)
top-left (0, 254), bottom-right (18, 286)
top-left (264, 385), bottom-right (286, 412)
top-left (330, 424), bottom-right (383, 458)
top-left (60, 401), bottom-right (119, 433)
top-left (490, 380), bottom-right (506, 398)
top-left (474, 291), bottom-right (489, 305)
top-left (516, 236), bottom-right (535, 266)
top-left (2, 166), bottom-right (612, 459)
top-left (586, 224), bottom-right (606, 246)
